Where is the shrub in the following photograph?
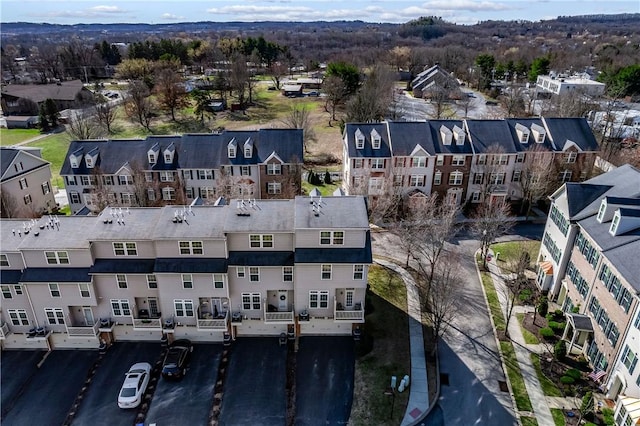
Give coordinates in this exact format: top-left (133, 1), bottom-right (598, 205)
top-left (566, 368), bottom-right (582, 380)
top-left (554, 341), bottom-right (567, 360)
top-left (549, 321), bottom-right (566, 334)
top-left (540, 327), bottom-right (555, 339)
top-left (519, 288), bottom-right (532, 303)
top-left (602, 408), bottom-right (615, 425)
top-left (560, 375), bottom-right (575, 384)
top-left (537, 296), bottom-right (549, 317)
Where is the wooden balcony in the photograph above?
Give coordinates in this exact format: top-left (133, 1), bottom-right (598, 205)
top-left (66, 321), bottom-right (100, 337)
top-left (0, 322), bottom-right (10, 339)
top-left (197, 311), bottom-right (228, 330)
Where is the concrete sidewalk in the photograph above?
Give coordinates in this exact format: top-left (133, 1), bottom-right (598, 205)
top-left (374, 257), bottom-right (430, 426)
top-left (486, 254), bottom-right (555, 425)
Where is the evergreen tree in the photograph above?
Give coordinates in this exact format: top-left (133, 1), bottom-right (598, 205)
top-left (324, 170), bottom-right (332, 184)
top-left (38, 104), bottom-right (49, 131)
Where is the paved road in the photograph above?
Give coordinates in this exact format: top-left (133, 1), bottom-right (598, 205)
top-left (393, 90), bottom-right (501, 121)
top-left (1, 350), bottom-right (46, 418)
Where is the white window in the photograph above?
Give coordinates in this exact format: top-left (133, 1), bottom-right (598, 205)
top-left (186, 187), bottom-right (194, 199)
top-left (267, 164), bottom-right (281, 175)
top-left (8, 309), bottom-right (29, 326)
top-left (371, 158), bottom-right (385, 169)
top-left (609, 213), bottom-right (620, 235)
top-left (14, 285), bottom-right (22, 295)
top-left (23, 194), bottom-right (32, 205)
top-left (200, 187), bottom-right (215, 199)
top-left (452, 155), bottom-right (465, 166)
top-left (19, 177), bottom-right (28, 189)
top-left (147, 274), bottom-right (157, 289)
top-left (45, 251), bottom-right (69, 264)
top-left (144, 172), bottom-right (153, 183)
top-left (249, 267), bottom-right (260, 282)
top-left (353, 158), bottom-right (364, 168)
top-left (182, 274), bottom-right (193, 289)
top-left (121, 193), bottom-right (134, 205)
top-left (250, 235), bottom-right (273, 248)
top-left (160, 171), bottom-right (174, 182)
top-left (241, 293), bottom-right (261, 310)
top-left (0, 254), bottom-right (9, 267)
top-left (111, 299), bottom-right (131, 316)
top-left (267, 182), bottom-right (281, 195)
top-left (174, 299), bottom-right (194, 317)
top-left (70, 157), bottom-right (79, 168)
top-left (410, 175), bottom-right (425, 187)
top-left (113, 242), bottom-right (137, 256)
top-left (434, 171), bottom-right (442, 185)
top-left (162, 187), bottom-right (175, 201)
top-left (1, 285), bottom-right (12, 299)
top-left (116, 274), bottom-right (127, 289)
top-left (490, 173), bottom-right (506, 185)
top-left (70, 191), bottom-right (81, 204)
top-left (41, 182), bottom-right (51, 194)
top-left (237, 267), bottom-right (246, 278)
top-left (103, 175), bottom-right (115, 185)
top-left (321, 264), bottom-right (332, 280)
top-left (79, 283), bottom-right (90, 298)
top-left (309, 290), bottom-right (329, 309)
top-left (516, 153), bottom-right (525, 163)
top-left (356, 137), bottom-right (364, 149)
top-left (283, 266), bottom-right (293, 282)
top-left (471, 191), bottom-right (481, 203)
top-left (14, 161), bottom-right (24, 172)
top-left (213, 274), bottom-right (224, 289)
top-left (197, 169), bottom-right (214, 180)
top-left (565, 152), bottom-right (577, 163)
top-left (512, 170), bottom-right (522, 182)
top-left (393, 175), bottom-right (403, 187)
top-left (449, 171), bottom-right (463, 186)
top-left (368, 177), bottom-right (383, 192)
top-left (477, 155), bottom-right (486, 165)
top-left (320, 231), bottom-right (344, 245)
top-left (436, 155), bottom-right (444, 166)
top-left (410, 157), bottom-right (426, 168)
top-left (45, 308), bottom-right (65, 325)
top-left (621, 345), bottom-right (638, 374)
top-left (240, 166), bottom-right (251, 176)
top-left (473, 173), bottom-right (483, 185)
top-left (560, 170), bottom-right (572, 182)
top-left (372, 136), bottom-right (381, 149)
top-left (118, 175), bottom-right (133, 185)
top-left (353, 265), bottom-right (364, 280)
top-left (147, 189), bottom-right (156, 201)
top-left (228, 145), bottom-right (236, 158)
top-left (148, 152), bottom-right (156, 164)
top-left (179, 241), bottom-right (203, 255)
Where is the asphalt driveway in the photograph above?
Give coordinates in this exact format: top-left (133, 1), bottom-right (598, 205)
top-left (295, 336), bottom-right (355, 426)
top-left (71, 342), bottom-right (163, 426)
top-left (1, 350), bottom-right (46, 419)
top-left (146, 343), bottom-right (223, 425)
top-left (2, 350), bottom-right (98, 426)
top-left (219, 337), bottom-right (287, 426)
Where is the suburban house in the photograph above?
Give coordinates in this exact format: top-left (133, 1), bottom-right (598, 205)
top-left (60, 129), bottom-right (304, 214)
top-left (536, 164), bottom-right (640, 400)
top-left (410, 64), bottom-right (461, 99)
top-left (0, 80), bottom-right (93, 116)
top-left (536, 73), bottom-right (606, 97)
top-left (342, 118), bottom-right (599, 206)
top-left (0, 195), bottom-right (371, 350)
top-left (1, 147), bottom-right (56, 218)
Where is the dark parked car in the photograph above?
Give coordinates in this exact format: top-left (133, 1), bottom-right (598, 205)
top-left (161, 339), bottom-right (193, 380)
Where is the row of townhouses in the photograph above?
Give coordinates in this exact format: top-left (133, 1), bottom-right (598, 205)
top-left (0, 195), bottom-right (371, 351)
top-left (342, 117), bottom-right (599, 206)
top-left (60, 129), bottom-right (304, 215)
top-left (536, 164), bottom-right (640, 422)
top-left (1, 147), bottom-right (56, 218)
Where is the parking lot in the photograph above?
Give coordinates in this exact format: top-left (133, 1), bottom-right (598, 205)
top-left (71, 342), bottom-right (162, 426)
top-left (146, 343), bottom-right (223, 425)
top-left (1, 349), bottom-right (98, 426)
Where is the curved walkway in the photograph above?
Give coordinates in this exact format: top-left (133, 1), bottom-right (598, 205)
top-left (374, 257), bottom-right (430, 426)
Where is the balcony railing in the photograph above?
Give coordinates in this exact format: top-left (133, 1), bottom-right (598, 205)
top-left (0, 322), bottom-right (9, 339)
top-left (197, 311), bottom-right (228, 330)
top-left (67, 321), bottom-right (100, 337)
top-left (133, 318), bottom-right (162, 329)
top-left (334, 299), bottom-right (365, 322)
top-left (264, 302), bottom-right (294, 323)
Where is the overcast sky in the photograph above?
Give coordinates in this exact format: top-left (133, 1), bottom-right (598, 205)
top-left (2, 0), bottom-right (639, 25)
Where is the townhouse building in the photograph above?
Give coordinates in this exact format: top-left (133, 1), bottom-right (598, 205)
top-left (61, 129), bottom-right (304, 214)
top-left (1, 147), bottom-right (56, 218)
top-left (0, 195), bottom-right (371, 350)
top-left (536, 164), bottom-right (640, 400)
top-left (342, 118), bottom-right (599, 206)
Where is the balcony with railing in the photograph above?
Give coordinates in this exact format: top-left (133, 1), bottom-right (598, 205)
top-left (0, 322), bottom-right (10, 339)
top-left (132, 309), bottom-right (162, 330)
top-left (264, 302), bottom-right (294, 324)
top-left (197, 311), bottom-right (228, 330)
top-left (334, 298), bottom-right (365, 323)
top-left (66, 321), bottom-right (100, 337)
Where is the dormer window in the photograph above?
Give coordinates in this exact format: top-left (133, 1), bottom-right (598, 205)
top-left (85, 157), bottom-right (93, 168)
top-left (84, 148), bottom-right (98, 169)
top-left (453, 125), bottom-right (465, 145)
top-left (609, 211), bottom-right (620, 235)
top-left (355, 129), bottom-right (365, 149)
top-left (148, 153), bottom-right (156, 164)
top-left (515, 123), bottom-right (529, 143)
top-left (597, 200), bottom-right (606, 222)
top-left (164, 143), bottom-right (175, 163)
top-left (70, 156), bottom-right (79, 168)
top-left (244, 138), bottom-right (254, 158)
top-left (440, 126), bottom-right (453, 145)
top-left (371, 129), bottom-right (381, 149)
top-left (531, 123), bottom-right (546, 143)
top-left (228, 139), bottom-right (237, 158)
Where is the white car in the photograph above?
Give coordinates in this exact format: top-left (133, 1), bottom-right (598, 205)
top-left (117, 362), bottom-right (152, 409)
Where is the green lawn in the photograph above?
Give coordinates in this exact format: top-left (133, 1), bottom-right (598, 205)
top-left (516, 313), bottom-right (540, 344)
top-left (26, 133), bottom-right (70, 189)
top-left (491, 241), bottom-right (541, 269)
top-left (551, 408), bottom-right (566, 426)
top-left (0, 128), bottom-right (42, 146)
top-left (521, 417), bottom-right (539, 426)
top-left (501, 341), bottom-right (534, 412)
top-left (302, 181), bottom-right (340, 197)
top-left (530, 354), bottom-right (564, 397)
top-left (479, 262), bottom-right (506, 334)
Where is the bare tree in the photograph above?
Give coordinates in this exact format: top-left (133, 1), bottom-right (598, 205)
top-left (1, 190), bottom-right (20, 218)
top-left (470, 199), bottom-right (515, 269)
top-left (502, 249), bottom-right (531, 338)
top-left (124, 80), bottom-right (155, 131)
top-left (229, 53), bottom-right (249, 109)
top-left (322, 75), bottom-right (348, 126)
top-left (94, 99), bottom-right (117, 134)
top-left (269, 62), bottom-right (288, 90)
top-left (499, 85), bottom-right (527, 118)
top-left (388, 46), bottom-right (411, 72)
top-left (280, 160), bottom-right (303, 199)
top-left (154, 68), bottom-right (189, 121)
top-left (345, 64), bottom-right (395, 123)
top-left (66, 109), bottom-right (105, 141)
top-left (280, 104), bottom-right (317, 153)
top-left (518, 145), bottom-right (555, 217)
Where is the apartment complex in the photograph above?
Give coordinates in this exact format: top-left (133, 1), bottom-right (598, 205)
top-left (1, 147), bottom-right (56, 218)
top-left (61, 129), bottom-right (304, 214)
top-left (535, 74), bottom-right (606, 97)
top-left (342, 118), bottom-right (599, 206)
top-left (536, 164), bottom-right (640, 402)
top-left (0, 195), bottom-right (371, 350)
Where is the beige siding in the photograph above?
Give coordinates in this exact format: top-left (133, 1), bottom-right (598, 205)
top-left (154, 239), bottom-right (227, 258)
top-left (21, 249), bottom-right (93, 268)
top-left (1, 252), bottom-right (25, 269)
top-left (91, 241), bottom-right (155, 258)
top-left (295, 229), bottom-right (365, 248)
top-left (226, 232), bottom-right (294, 251)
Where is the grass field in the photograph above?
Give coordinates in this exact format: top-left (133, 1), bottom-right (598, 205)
top-left (491, 240), bottom-right (541, 269)
top-left (516, 313), bottom-right (540, 344)
top-left (0, 128), bottom-right (42, 146)
top-left (26, 133), bottom-right (70, 189)
top-left (530, 353), bottom-right (564, 397)
top-left (551, 408), bottom-right (566, 426)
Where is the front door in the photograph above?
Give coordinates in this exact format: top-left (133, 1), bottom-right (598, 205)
top-left (148, 297), bottom-right (159, 317)
top-left (278, 291), bottom-right (288, 311)
top-left (82, 307), bottom-right (94, 326)
top-left (345, 290), bottom-right (354, 308)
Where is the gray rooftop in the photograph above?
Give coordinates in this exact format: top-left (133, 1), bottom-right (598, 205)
top-left (12, 216), bottom-right (94, 250)
top-left (152, 205), bottom-right (228, 239)
top-left (602, 239), bottom-right (640, 292)
top-left (223, 199), bottom-right (295, 233)
top-left (92, 207), bottom-right (163, 240)
top-left (294, 196), bottom-right (369, 229)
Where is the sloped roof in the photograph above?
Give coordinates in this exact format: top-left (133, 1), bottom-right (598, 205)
top-left (1, 147), bottom-right (49, 182)
top-left (0, 148), bottom-right (20, 177)
top-left (386, 121), bottom-right (436, 156)
top-left (1, 80), bottom-right (85, 103)
top-left (343, 123), bottom-right (391, 158)
top-left (154, 258), bottom-right (227, 273)
top-left (426, 120), bottom-right (473, 154)
top-left (565, 183), bottom-right (612, 220)
top-left (20, 267), bottom-right (91, 282)
top-left (543, 117), bottom-right (599, 152)
top-left (295, 233), bottom-right (372, 263)
top-left (466, 120), bottom-right (517, 154)
top-left (227, 251), bottom-right (294, 266)
top-left (504, 118), bottom-right (555, 152)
